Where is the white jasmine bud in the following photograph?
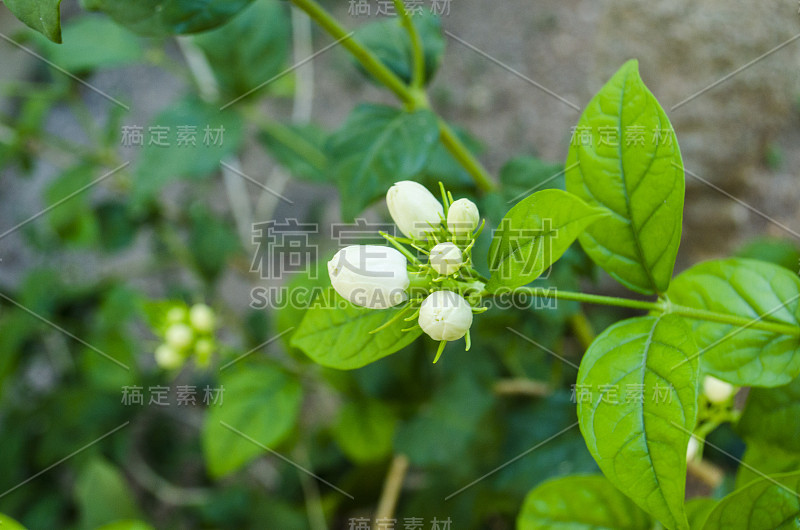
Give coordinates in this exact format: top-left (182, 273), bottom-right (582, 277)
top-left (386, 181), bottom-right (444, 240)
top-left (703, 375), bottom-right (736, 404)
top-left (155, 344), bottom-right (183, 369)
top-left (447, 198), bottom-right (480, 236)
top-left (418, 290), bottom-right (473, 341)
top-left (165, 323), bottom-right (194, 351)
top-left (429, 242), bottom-right (463, 276)
top-left (686, 435), bottom-right (700, 462)
top-left (189, 303), bottom-right (216, 333)
top-left (166, 306), bottom-right (187, 324)
top-left (328, 245), bottom-right (409, 309)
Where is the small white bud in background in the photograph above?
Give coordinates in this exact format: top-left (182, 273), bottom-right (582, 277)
top-left (195, 338), bottom-right (215, 366)
top-left (703, 375), bottom-right (736, 404)
top-left (328, 245), bottom-right (410, 309)
top-left (447, 198), bottom-right (480, 236)
top-left (418, 290), bottom-right (473, 341)
top-left (686, 435), bottom-right (700, 462)
top-left (166, 307), bottom-right (187, 324)
top-left (189, 303), bottom-right (216, 333)
top-left (165, 323), bottom-right (194, 351)
top-left (155, 344), bottom-right (183, 370)
top-left (386, 181), bottom-right (444, 240)
top-left (429, 242), bottom-right (463, 276)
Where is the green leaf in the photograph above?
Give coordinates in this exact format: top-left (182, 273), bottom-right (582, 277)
top-left (0, 513), bottom-right (27, 530)
top-left (332, 400), bottom-right (397, 464)
top-left (188, 205), bottom-right (240, 282)
top-left (290, 288), bottom-right (422, 370)
top-left (666, 258), bottom-right (800, 387)
top-left (80, 0), bottom-right (255, 36)
top-left (259, 123), bottom-right (329, 183)
top-left (327, 104), bottom-right (440, 220)
top-left (576, 314), bottom-right (699, 530)
top-left (487, 189), bottom-right (606, 290)
top-left (500, 156), bottom-right (566, 201)
top-left (4, 0), bottom-right (62, 43)
top-left (353, 12), bottom-right (444, 86)
top-left (394, 374), bottom-right (492, 467)
top-left (132, 97), bottom-right (244, 204)
top-left (75, 457), bottom-right (140, 528)
top-left (701, 470), bottom-right (800, 529)
top-left (35, 15), bottom-right (142, 72)
top-left (421, 124), bottom-right (483, 190)
top-left (735, 440), bottom-right (800, 490)
top-left (738, 375), bottom-right (800, 453)
top-left (203, 364), bottom-right (303, 477)
top-left (736, 237), bottom-right (800, 273)
top-left (192, 0), bottom-right (289, 102)
top-left (566, 60), bottom-right (684, 295)
top-left (44, 164), bottom-right (99, 246)
top-left (517, 474), bottom-right (652, 530)
top-left (685, 498), bottom-right (716, 530)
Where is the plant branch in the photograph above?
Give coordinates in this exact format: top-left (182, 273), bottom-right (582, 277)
top-left (374, 454), bottom-right (409, 527)
top-left (392, 0), bottom-right (425, 90)
top-left (288, 0), bottom-right (496, 192)
top-left (507, 287), bottom-right (800, 337)
top-left (494, 378), bottom-right (551, 397)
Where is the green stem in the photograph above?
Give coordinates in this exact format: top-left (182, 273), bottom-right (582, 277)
top-left (507, 287), bottom-right (800, 337)
top-left (438, 119), bottom-right (494, 191)
top-left (393, 0), bottom-right (425, 90)
top-left (289, 0), bottom-right (412, 104)
top-left (510, 287), bottom-right (663, 312)
top-left (288, 0), bottom-right (496, 192)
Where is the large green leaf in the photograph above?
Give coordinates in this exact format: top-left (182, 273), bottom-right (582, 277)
top-left (80, 0), bottom-right (254, 36)
top-left (566, 60), bottom-right (684, 295)
top-left (517, 474), bottom-right (652, 530)
top-left (487, 189), bottom-right (606, 290)
top-left (132, 98), bottom-right (244, 204)
top-left (738, 375), bottom-right (800, 453)
top-left (353, 12), bottom-right (444, 86)
top-left (576, 314), bottom-right (699, 530)
top-left (666, 258), bottom-right (800, 387)
top-left (290, 288), bottom-right (421, 369)
top-left (685, 499), bottom-right (716, 530)
top-left (701, 471), bottom-right (800, 529)
top-left (192, 0), bottom-right (289, 102)
top-left (4, 0), bottom-right (62, 42)
top-left (203, 364), bottom-right (303, 477)
top-left (35, 15), bottom-right (142, 72)
top-left (735, 440), bottom-right (800, 490)
top-left (326, 104), bottom-right (439, 220)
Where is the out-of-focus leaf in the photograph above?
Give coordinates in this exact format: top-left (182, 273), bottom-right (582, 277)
top-left (193, 0), bottom-right (289, 102)
top-left (80, 0), bottom-right (254, 36)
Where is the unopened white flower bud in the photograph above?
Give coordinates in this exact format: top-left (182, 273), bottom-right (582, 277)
top-left (429, 242), bottom-right (463, 276)
top-left (328, 245), bottom-right (409, 309)
top-left (166, 306), bottom-right (187, 324)
top-left (165, 323), bottom-right (194, 351)
top-left (386, 181), bottom-right (444, 240)
top-left (447, 198), bottom-right (480, 236)
top-left (418, 290), bottom-right (473, 341)
top-left (686, 435), bottom-right (700, 462)
top-left (703, 375), bottom-right (736, 404)
top-left (189, 303), bottom-right (216, 333)
top-left (155, 344), bottom-right (184, 369)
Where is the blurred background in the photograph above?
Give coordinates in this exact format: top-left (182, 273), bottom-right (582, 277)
top-left (0, 0), bottom-right (799, 528)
